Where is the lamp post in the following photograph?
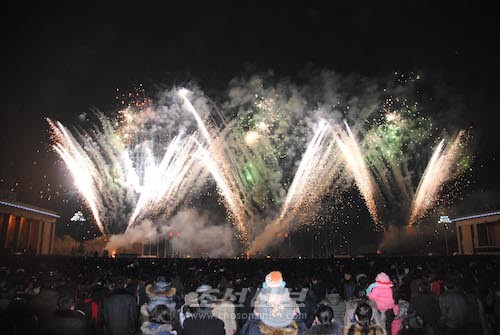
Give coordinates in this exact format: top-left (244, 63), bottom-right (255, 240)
top-left (70, 211), bottom-right (86, 254)
top-left (438, 215), bottom-right (452, 256)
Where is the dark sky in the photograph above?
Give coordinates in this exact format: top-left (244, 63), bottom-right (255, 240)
top-left (1, 1), bottom-right (500, 240)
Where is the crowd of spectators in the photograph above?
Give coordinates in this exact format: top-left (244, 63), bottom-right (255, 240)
top-left (0, 255), bottom-right (498, 335)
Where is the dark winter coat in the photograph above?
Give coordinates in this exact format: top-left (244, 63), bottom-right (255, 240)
top-left (29, 288), bottom-right (59, 322)
top-left (322, 293), bottom-right (347, 325)
top-left (40, 309), bottom-right (88, 335)
top-left (182, 311), bottom-right (225, 335)
top-left (101, 288), bottom-right (138, 335)
top-left (438, 288), bottom-right (467, 329)
top-left (409, 293), bottom-right (440, 326)
top-left (306, 321), bottom-right (343, 335)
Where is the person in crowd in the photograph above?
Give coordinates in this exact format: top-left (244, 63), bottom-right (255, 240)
top-left (408, 279), bottom-right (440, 334)
top-left (368, 273), bottom-right (395, 312)
top-left (356, 275), bottom-right (369, 298)
top-left (398, 313), bottom-right (425, 335)
top-left (321, 287), bottom-right (346, 326)
top-left (342, 271), bottom-right (357, 301)
top-left (40, 294), bottom-right (87, 335)
top-left (391, 297), bottom-right (409, 335)
top-left (0, 296), bottom-right (39, 334)
top-left (343, 302), bottom-right (386, 335)
top-left (345, 290), bottom-right (382, 327)
top-left (141, 304), bottom-right (177, 335)
top-left (306, 303), bottom-right (343, 335)
top-left (237, 278), bottom-right (260, 329)
top-left (368, 272), bottom-right (396, 334)
top-left (146, 277), bottom-right (177, 312)
top-left (1, 252), bottom-right (498, 335)
top-left (101, 276), bottom-right (138, 335)
top-left (310, 276), bottom-right (327, 304)
top-left (183, 284), bottom-right (225, 335)
top-left (438, 279), bottom-right (467, 335)
top-left (79, 285), bottom-right (103, 335)
top-left (29, 276), bottom-right (60, 325)
top-left (240, 271), bottom-right (307, 335)
top-left (179, 291), bottom-right (199, 327)
top-left (212, 291), bottom-right (238, 335)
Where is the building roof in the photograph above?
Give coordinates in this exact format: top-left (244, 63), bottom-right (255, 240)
top-left (0, 199), bottom-right (60, 219)
top-left (452, 210), bottom-right (500, 222)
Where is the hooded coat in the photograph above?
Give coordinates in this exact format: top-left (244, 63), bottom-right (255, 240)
top-left (240, 316), bottom-right (307, 335)
top-left (322, 293), bottom-right (347, 325)
top-left (102, 288), bottom-right (138, 335)
top-left (368, 287), bottom-right (394, 312)
top-left (212, 300), bottom-right (238, 335)
top-left (342, 324), bottom-right (386, 335)
top-left (140, 321), bottom-right (177, 335)
top-left (40, 309), bottom-right (88, 335)
top-left (146, 284), bottom-right (177, 312)
top-left (260, 321), bottom-right (299, 335)
top-left (29, 288), bottom-right (59, 323)
top-left (344, 299), bottom-right (382, 328)
top-left (306, 321), bottom-right (343, 335)
top-left (438, 288), bottom-right (467, 329)
top-left (183, 311), bottom-right (225, 335)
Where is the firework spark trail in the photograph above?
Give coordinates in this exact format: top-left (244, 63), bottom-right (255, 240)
top-left (49, 111), bottom-right (206, 235)
top-left (127, 133), bottom-right (189, 227)
top-left (178, 88), bottom-right (213, 144)
top-left (196, 142), bottom-right (249, 242)
top-left (279, 119), bottom-right (336, 220)
top-left (408, 131), bottom-right (466, 226)
top-left (48, 119), bottom-right (105, 233)
top-left (335, 121), bottom-right (382, 227)
top-left (178, 88), bottom-right (253, 243)
top-left (248, 119), bottom-right (344, 254)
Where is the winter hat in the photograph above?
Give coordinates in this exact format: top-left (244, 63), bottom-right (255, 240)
top-left (255, 287), bottom-right (297, 328)
top-left (375, 272), bottom-right (394, 288)
top-left (184, 292), bottom-right (199, 307)
top-left (195, 284), bottom-right (215, 310)
top-left (196, 284), bottom-right (213, 294)
top-left (147, 276), bottom-right (176, 297)
top-left (264, 271), bottom-right (285, 289)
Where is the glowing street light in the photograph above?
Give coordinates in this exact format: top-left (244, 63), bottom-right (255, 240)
top-left (438, 215), bottom-right (452, 256)
top-left (71, 211), bottom-right (86, 222)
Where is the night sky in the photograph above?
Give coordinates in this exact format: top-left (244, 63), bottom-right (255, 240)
top-left (1, 1), bottom-right (500, 247)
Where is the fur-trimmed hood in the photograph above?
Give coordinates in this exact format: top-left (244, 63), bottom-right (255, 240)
top-left (140, 321), bottom-right (177, 335)
top-left (146, 284), bottom-right (176, 297)
top-left (343, 324), bottom-right (386, 335)
top-left (259, 320), bottom-right (298, 335)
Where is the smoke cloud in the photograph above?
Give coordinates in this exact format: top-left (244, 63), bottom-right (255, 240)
top-left (106, 209), bottom-right (235, 257)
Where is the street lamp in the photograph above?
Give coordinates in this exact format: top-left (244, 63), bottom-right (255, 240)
top-left (70, 211), bottom-right (86, 253)
top-left (438, 215), bottom-right (452, 256)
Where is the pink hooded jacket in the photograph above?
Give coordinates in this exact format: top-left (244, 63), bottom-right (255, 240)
top-left (368, 272), bottom-right (395, 312)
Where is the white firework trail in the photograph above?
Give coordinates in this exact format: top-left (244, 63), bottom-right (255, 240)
top-left (334, 121), bottom-right (382, 227)
top-left (126, 133), bottom-right (201, 228)
top-left (248, 119), bottom-right (343, 254)
top-left (49, 114), bottom-right (205, 235)
top-left (178, 88), bottom-right (213, 144)
top-left (48, 119), bottom-right (105, 233)
top-left (179, 88), bottom-right (250, 243)
top-left (408, 131), bottom-right (466, 226)
top-left (196, 142), bottom-right (249, 242)
top-left (279, 119), bottom-right (338, 221)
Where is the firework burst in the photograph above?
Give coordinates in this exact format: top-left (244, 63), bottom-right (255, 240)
top-left (408, 131), bottom-right (469, 226)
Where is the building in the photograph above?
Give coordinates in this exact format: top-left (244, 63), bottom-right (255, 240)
top-left (454, 211), bottom-right (500, 255)
top-left (0, 199), bottom-right (59, 255)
